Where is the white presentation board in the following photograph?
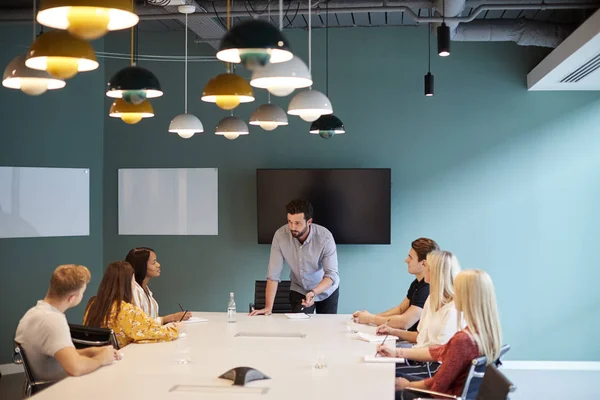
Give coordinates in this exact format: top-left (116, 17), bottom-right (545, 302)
top-left (0, 167), bottom-right (90, 239)
top-left (118, 168), bottom-right (218, 235)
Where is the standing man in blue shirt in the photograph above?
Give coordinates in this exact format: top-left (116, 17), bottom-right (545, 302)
top-left (250, 199), bottom-right (340, 315)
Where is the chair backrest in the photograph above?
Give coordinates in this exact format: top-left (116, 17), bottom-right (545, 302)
top-left (13, 343), bottom-right (37, 397)
top-left (69, 323), bottom-right (119, 350)
top-left (476, 364), bottom-right (516, 400)
top-left (460, 344), bottom-right (512, 400)
top-left (252, 280), bottom-right (293, 313)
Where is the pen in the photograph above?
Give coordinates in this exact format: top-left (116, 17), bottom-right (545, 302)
top-left (178, 303), bottom-right (184, 312)
top-left (375, 319), bottom-right (391, 357)
top-left (178, 310), bottom-right (188, 322)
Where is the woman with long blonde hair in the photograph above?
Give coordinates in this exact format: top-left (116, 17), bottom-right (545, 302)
top-left (377, 269), bottom-right (502, 399)
top-left (376, 250), bottom-right (462, 378)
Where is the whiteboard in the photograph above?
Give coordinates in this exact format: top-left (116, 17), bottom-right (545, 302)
top-left (118, 168), bottom-right (218, 235)
top-left (0, 167), bottom-right (90, 238)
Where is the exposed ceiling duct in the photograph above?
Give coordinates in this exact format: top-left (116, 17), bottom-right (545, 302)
top-left (453, 19), bottom-right (574, 48)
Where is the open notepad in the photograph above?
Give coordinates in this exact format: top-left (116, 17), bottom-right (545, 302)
top-left (363, 355), bottom-right (405, 363)
top-left (184, 317), bottom-right (208, 324)
top-left (285, 313), bottom-right (311, 319)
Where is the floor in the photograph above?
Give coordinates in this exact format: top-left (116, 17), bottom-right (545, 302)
top-left (2, 370), bottom-right (600, 399)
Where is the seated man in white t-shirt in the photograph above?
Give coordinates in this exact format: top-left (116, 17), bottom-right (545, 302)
top-left (15, 264), bottom-right (120, 383)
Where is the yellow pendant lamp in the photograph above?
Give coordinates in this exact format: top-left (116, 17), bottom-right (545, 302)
top-left (201, 0), bottom-right (254, 110)
top-left (36, 0), bottom-right (139, 40)
top-left (201, 73), bottom-right (254, 110)
top-left (109, 98), bottom-right (153, 124)
top-left (26, 30), bottom-right (98, 79)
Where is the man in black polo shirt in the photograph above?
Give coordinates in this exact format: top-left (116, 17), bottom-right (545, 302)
top-left (353, 238), bottom-right (439, 330)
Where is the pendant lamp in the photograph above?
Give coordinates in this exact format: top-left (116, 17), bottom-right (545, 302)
top-left (169, 6), bottom-right (203, 139)
top-left (109, 98), bottom-right (153, 124)
top-left (425, 24), bottom-right (434, 97)
top-left (250, 55), bottom-right (311, 97)
top-left (215, 115), bottom-right (249, 140)
top-left (106, 26), bottom-right (163, 104)
top-left (309, 0), bottom-right (345, 138)
top-left (26, 30), bottom-right (98, 79)
top-left (36, 0), bottom-right (138, 40)
top-left (288, 0), bottom-right (332, 121)
top-left (438, 0), bottom-right (451, 57)
top-left (250, 103), bottom-right (288, 131)
top-left (217, 0), bottom-right (292, 70)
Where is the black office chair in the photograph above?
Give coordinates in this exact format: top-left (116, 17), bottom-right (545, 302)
top-left (13, 343), bottom-right (58, 398)
top-left (69, 323), bottom-right (119, 349)
top-left (249, 280), bottom-right (293, 313)
top-left (402, 344), bottom-right (515, 400)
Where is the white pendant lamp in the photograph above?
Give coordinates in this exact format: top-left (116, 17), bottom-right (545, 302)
top-left (3, 55), bottom-right (65, 96)
top-left (215, 115), bottom-right (249, 140)
top-left (250, 102), bottom-right (288, 131)
top-left (288, 0), bottom-right (332, 121)
top-left (169, 6), bottom-right (203, 139)
top-left (250, 55), bottom-right (311, 97)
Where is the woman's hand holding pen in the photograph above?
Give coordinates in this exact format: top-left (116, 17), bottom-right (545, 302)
top-left (376, 344), bottom-right (398, 358)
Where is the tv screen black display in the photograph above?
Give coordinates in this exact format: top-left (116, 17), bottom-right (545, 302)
top-left (256, 169), bottom-right (391, 245)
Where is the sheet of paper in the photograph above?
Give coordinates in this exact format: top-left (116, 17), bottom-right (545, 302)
top-left (184, 316), bottom-right (208, 324)
top-left (355, 332), bottom-right (390, 343)
top-left (285, 313), bottom-right (311, 319)
top-left (363, 355), bottom-right (405, 363)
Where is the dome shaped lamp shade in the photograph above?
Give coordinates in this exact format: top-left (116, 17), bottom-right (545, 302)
top-left (106, 66), bottom-right (163, 104)
top-left (217, 20), bottom-right (293, 70)
top-left (109, 98), bottom-right (154, 124)
top-left (309, 114), bottom-right (345, 139)
top-left (250, 103), bottom-right (288, 131)
top-left (25, 30), bottom-right (98, 79)
top-left (36, 0), bottom-right (139, 40)
top-left (215, 116), bottom-right (249, 140)
top-left (169, 113), bottom-right (204, 139)
top-left (288, 90), bottom-right (332, 122)
top-left (3, 55), bottom-right (65, 95)
top-left (201, 73), bottom-right (254, 110)
top-left (250, 56), bottom-right (312, 97)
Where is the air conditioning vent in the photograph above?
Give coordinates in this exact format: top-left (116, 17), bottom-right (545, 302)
top-left (528, 9), bottom-right (600, 91)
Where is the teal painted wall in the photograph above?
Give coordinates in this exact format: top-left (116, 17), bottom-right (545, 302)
top-left (0, 26), bottom-right (105, 364)
top-left (1, 23), bottom-right (599, 365)
top-left (102, 27), bottom-right (600, 361)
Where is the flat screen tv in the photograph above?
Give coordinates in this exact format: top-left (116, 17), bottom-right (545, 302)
top-left (256, 169), bottom-right (391, 245)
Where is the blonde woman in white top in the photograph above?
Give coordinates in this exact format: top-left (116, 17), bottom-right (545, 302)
top-left (126, 247), bottom-right (190, 325)
top-left (377, 250), bottom-right (462, 377)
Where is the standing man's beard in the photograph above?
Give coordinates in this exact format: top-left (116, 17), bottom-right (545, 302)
top-left (291, 226), bottom-right (308, 238)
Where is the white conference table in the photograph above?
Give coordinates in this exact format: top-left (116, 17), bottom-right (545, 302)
top-left (32, 313), bottom-right (395, 399)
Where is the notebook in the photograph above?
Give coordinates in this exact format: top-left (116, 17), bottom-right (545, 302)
top-left (184, 316), bottom-right (208, 324)
top-left (285, 313), bottom-right (311, 319)
top-left (363, 355), bottom-right (405, 363)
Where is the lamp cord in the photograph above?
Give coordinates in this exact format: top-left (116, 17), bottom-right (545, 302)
top-left (279, 0), bottom-right (283, 31)
top-left (428, 23), bottom-right (431, 72)
top-left (325, 0), bottom-right (329, 97)
top-left (226, 0), bottom-right (231, 73)
top-left (184, 12), bottom-right (188, 113)
top-left (442, 0), bottom-right (446, 22)
top-left (268, 1), bottom-right (271, 104)
top-left (32, 0), bottom-right (35, 40)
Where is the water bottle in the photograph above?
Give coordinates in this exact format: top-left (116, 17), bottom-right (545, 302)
top-left (227, 292), bottom-right (236, 323)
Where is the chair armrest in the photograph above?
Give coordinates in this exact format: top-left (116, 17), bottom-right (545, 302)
top-left (31, 381), bottom-right (57, 394)
top-left (406, 387), bottom-right (461, 399)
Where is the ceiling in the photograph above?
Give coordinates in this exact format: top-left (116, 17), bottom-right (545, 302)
top-left (1, 1), bottom-right (597, 30)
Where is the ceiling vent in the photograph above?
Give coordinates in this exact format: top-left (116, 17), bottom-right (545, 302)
top-left (528, 9), bottom-right (600, 91)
